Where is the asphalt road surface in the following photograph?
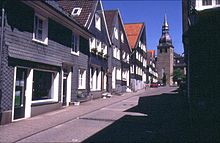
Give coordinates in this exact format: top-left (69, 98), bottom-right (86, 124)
top-left (1, 86), bottom-right (190, 143)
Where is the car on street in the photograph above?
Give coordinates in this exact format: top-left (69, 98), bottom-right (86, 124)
top-left (150, 82), bottom-right (158, 88)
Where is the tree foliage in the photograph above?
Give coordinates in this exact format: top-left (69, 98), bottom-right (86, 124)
top-left (173, 68), bottom-right (185, 83)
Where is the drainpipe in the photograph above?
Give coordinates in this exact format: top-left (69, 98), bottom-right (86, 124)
top-left (0, 7), bottom-right (5, 124)
top-left (0, 8), bottom-right (4, 66)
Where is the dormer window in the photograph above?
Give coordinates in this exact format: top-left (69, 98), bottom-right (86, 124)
top-left (71, 8), bottom-right (82, 16)
top-left (95, 14), bottom-right (101, 31)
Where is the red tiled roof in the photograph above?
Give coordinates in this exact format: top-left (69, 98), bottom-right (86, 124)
top-left (124, 23), bottom-right (144, 49)
top-left (148, 50), bottom-right (155, 57)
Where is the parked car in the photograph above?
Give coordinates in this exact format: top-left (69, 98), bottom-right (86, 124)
top-left (150, 83), bottom-right (158, 88)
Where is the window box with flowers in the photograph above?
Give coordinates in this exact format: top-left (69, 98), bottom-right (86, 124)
top-left (104, 54), bottom-right (109, 59)
top-left (98, 51), bottom-right (104, 57)
top-left (91, 48), bottom-right (98, 54)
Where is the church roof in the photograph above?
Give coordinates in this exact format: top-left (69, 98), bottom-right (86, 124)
top-left (124, 23), bottom-right (144, 49)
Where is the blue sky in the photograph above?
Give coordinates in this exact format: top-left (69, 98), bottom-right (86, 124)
top-left (103, 0), bottom-right (183, 55)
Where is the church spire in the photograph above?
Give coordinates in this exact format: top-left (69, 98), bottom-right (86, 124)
top-left (162, 14), bottom-right (169, 33)
top-left (159, 14), bottom-right (172, 45)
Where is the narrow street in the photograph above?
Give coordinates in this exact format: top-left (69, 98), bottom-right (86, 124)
top-left (0, 86), bottom-right (191, 143)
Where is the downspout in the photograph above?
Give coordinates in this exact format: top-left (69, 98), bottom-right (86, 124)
top-left (0, 7), bottom-right (5, 124)
top-left (0, 8), bottom-right (4, 67)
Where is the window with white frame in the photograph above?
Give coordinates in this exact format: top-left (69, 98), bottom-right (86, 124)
top-left (113, 47), bottom-right (117, 58)
top-left (33, 14), bottom-right (48, 44)
top-left (127, 54), bottom-right (129, 63)
top-left (202, 0), bottom-right (212, 5)
top-left (95, 14), bottom-right (101, 31)
top-left (90, 38), bottom-right (96, 51)
top-left (71, 32), bottom-right (79, 54)
top-left (216, 0), bottom-right (220, 4)
top-left (136, 66), bottom-right (138, 74)
top-left (116, 68), bottom-right (121, 80)
top-left (139, 41), bottom-right (141, 47)
top-left (132, 65), bottom-right (134, 73)
top-left (122, 51), bottom-right (126, 60)
top-left (120, 31), bottom-right (124, 43)
top-left (78, 69), bottom-right (86, 89)
top-left (102, 44), bottom-right (107, 56)
top-left (114, 27), bottom-right (118, 40)
top-left (96, 40), bottom-right (101, 52)
top-left (116, 48), bottom-right (120, 60)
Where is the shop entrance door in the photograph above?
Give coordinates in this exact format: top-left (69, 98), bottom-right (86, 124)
top-left (14, 68), bottom-right (27, 120)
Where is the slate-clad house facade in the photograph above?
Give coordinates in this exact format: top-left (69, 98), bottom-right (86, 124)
top-left (58, 0), bottom-right (111, 98)
top-left (183, 1), bottom-right (220, 141)
top-left (124, 23), bottom-right (147, 91)
top-left (104, 10), bottom-right (131, 93)
top-left (0, 0), bottom-right (91, 124)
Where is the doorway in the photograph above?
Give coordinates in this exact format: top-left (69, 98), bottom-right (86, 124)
top-left (62, 72), bottom-right (68, 106)
top-left (14, 68), bottom-right (27, 120)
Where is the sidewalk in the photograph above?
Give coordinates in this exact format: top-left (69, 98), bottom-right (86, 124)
top-left (0, 89), bottom-right (146, 143)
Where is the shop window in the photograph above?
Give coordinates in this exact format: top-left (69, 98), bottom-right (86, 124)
top-left (71, 32), bottom-right (79, 55)
top-left (32, 70), bottom-right (53, 101)
top-left (33, 14), bottom-right (48, 45)
top-left (78, 69), bottom-right (86, 89)
top-left (202, 0), bottom-right (212, 5)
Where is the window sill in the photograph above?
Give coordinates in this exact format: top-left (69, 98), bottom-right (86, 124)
top-left (31, 100), bottom-right (59, 106)
top-left (71, 51), bottom-right (79, 56)
top-left (78, 87), bottom-right (86, 90)
top-left (32, 38), bottom-right (48, 46)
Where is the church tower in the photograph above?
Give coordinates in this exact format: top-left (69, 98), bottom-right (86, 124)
top-left (157, 15), bottom-right (174, 86)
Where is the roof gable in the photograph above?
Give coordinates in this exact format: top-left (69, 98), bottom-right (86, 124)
top-left (124, 23), bottom-right (144, 49)
top-left (104, 10), bottom-right (118, 38)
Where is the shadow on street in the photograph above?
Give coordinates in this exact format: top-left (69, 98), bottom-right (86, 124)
top-left (83, 90), bottom-right (192, 143)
